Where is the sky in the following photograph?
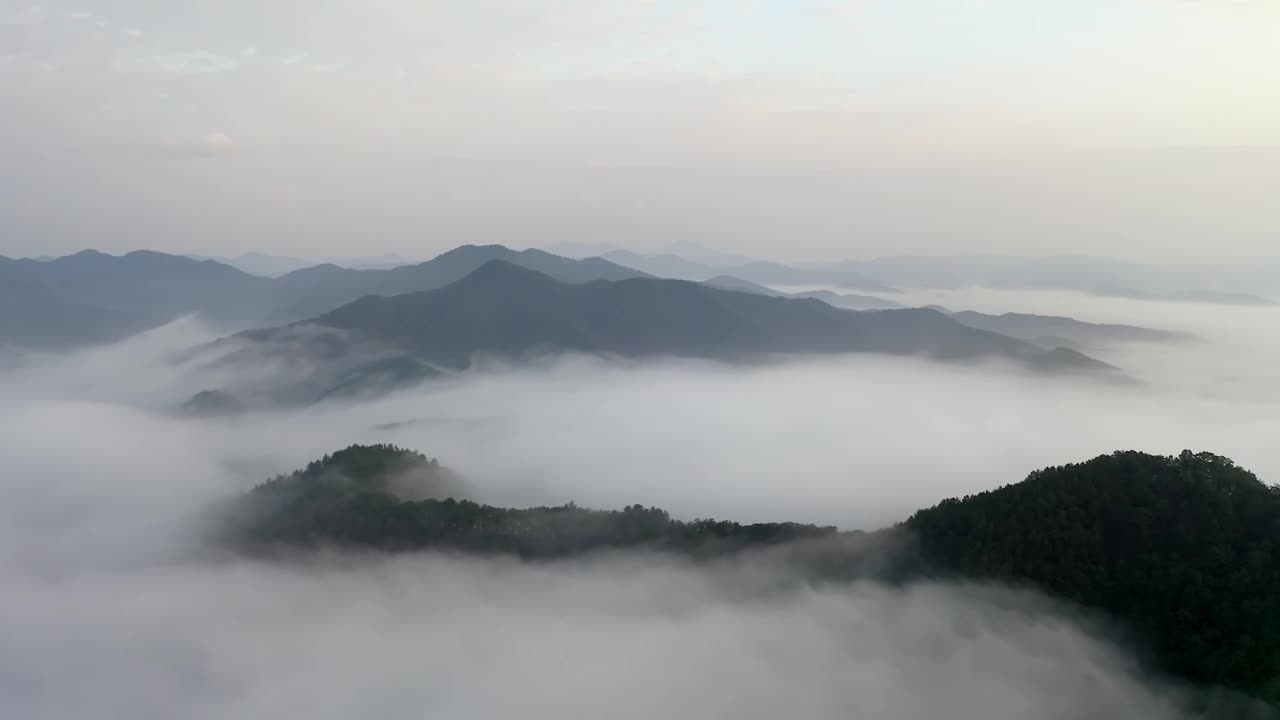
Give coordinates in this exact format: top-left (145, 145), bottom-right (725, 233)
top-left (1, 0), bottom-right (1277, 262)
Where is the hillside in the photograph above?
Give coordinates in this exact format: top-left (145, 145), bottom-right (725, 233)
top-left (600, 250), bottom-right (718, 280)
top-left (226, 445), bottom-right (833, 556)
top-left (270, 244), bottom-right (649, 322)
top-left (702, 275), bottom-right (906, 310)
top-left (2, 250), bottom-right (274, 327)
top-left (948, 310), bottom-right (1195, 350)
top-left (303, 260), bottom-right (1115, 373)
top-left (0, 246), bottom-right (649, 350)
top-left (0, 259), bottom-right (156, 350)
top-left (223, 445), bottom-right (1280, 705)
top-left (907, 450), bottom-right (1280, 692)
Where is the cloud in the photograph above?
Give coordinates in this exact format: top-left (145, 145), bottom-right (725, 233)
top-left (0, 290), bottom-right (1276, 716)
top-left (161, 131), bottom-right (239, 156)
top-left (0, 554), bottom-right (1195, 719)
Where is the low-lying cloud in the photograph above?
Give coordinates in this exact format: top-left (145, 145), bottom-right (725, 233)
top-left (1, 290), bottom-right (1277, 717)
top-left (1, 554), bottom-right (1193, 719)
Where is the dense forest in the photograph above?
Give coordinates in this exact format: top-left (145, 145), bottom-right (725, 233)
top-left (906, 450), bottom-right (1280, 694)
top-left (225, 445), bottom-right (1280, 706)
top-left (227, 444), bottom-right (836, 557)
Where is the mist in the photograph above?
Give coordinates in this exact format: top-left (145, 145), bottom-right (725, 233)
top-left (0, 291), bottom-right (1276, 716)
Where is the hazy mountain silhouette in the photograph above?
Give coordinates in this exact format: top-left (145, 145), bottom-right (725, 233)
top-left (600, 250), bottom-right (718, 279)
top-left (232, 262), bottom-right (1117, 389)
top-left (703, 275), bottom-right (906, 311)
top-left (946, 310), bottom-right (1196, 350)
top-left (0, 256), bottom-right (160, 350)
top-left (192, 252), bottom-right (313, 277)
top-left (726, 260), bottom-right (899, 293)
top-left (832, 255), bottom-right (1278, 306)
top-left (266, 244), bottom-right (649, 323)
top-left (0, 245), bottom-right (650, 350)
top-left (1, 250), bottom-right (274, 332)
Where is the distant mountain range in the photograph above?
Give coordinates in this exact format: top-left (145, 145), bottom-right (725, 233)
top-left (563, 245), bottom-right (1278, 306)
top-left (942, 309), bottom-right (1196, 351)
top-left (188, 261), bottom-right (1121, 408)
top-left (266, 245), bottom-right (648, 326)
top-left (309, 261), bottom-right (1112, 373)
top-left (0, 251), bottom-right (257, 350)
top-left (187, 252), bottom-right (423, 277)
top-left (0, 245), bottom-right (646, 351)
top-left (702, 275), bottom-right (906, 311)
top-left (2, 244), bottom-right (1200, 369)
top-left (188, 252), bottom-right (313, 278)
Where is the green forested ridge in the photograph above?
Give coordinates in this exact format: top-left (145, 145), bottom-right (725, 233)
top-left (226, 445), bottom-right (1280, 702)
top-left (906, 450), bottom-right (1280, 692)
top-left (230, 444), bottom-right (835, 556)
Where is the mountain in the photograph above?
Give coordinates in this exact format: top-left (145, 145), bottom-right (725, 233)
top-left (661, 240), bottom-right (757, 269)
top-left (0, 246), bottom-right (651, 350)
top-left (703, 275), bottom-right (907, 311)
top-left (267, 244), bottom-right (650, 323)
top-left (699, 279), bottom-right (1192, 350)
top-left (224, 445), bottom-right (1280, 706)
top-left (228, 261), bottom-right (1116, 398)
top-left (727, 260), bottom-right (898, 293)
top-left (216, 253), bottom-right (313, 277)
top-left (552, 241), bottom-right (757, 270)
top-left (224, 444), bottom-right (835, 557)
top-left (908, 450), bottom-right (1280, 695)
top-left (312, 261), bottom-right (1109, 369)
top-left (600, 250), bottom-right (718, 280)
top-left (0, 257), bottom-right (158, 350)
top-left (791, 290), bottom-right (906, 311)
top-left (700, 275), bottom-right (778, 295)
top-left (835, 255), bottom-right (1278, 306)
top-left (2, 250), bottom-right (275, 330)
top-left (947, 310), bottom-right (1195, 350)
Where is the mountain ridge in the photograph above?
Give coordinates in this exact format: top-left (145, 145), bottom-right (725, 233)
top-left (199, 260), bottom-right (1120, 407)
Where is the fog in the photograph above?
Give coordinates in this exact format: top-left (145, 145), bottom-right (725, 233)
top-left (4, 555), bottom-right (1194, 720)
top-left (1, 290), bottom-right (1277, 717)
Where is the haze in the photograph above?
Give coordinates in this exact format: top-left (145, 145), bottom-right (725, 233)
top-left (3, 0), bottom-right (1278, 262)
top-left (0, 288), bottom-right (1275, 717)
top-left (5, 1), bottom-right (1280, 716)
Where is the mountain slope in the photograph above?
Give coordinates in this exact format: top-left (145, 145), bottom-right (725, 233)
top-left (224, 444), bottom-right (1280, 705)
top-left (4, 250), bottom-right (274, 328)
top-left (0, 246), bottom-right (652, 350)
top-left (703, 276), bottom-right (906, 310)
top-left (948, 310), bottom-right (1195, 350)
top-left (601, 250), bottom-right (719, 279)
top-left (299, 261), bottom-right (1114, 374)
top-left (907, 450), bottom-right (1280, 692)
top-left (0, 258), bottom-right (156, 350)
top-left (268, 245), bottom-right (650, 322)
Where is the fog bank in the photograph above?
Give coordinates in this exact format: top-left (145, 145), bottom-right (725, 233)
top-left (1, 291), bottom-right (1276, 717)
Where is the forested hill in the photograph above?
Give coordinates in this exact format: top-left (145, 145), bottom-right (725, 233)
top-left (223, 445), bottom-right (1280, 705)
top-left (907, 450), bottom-right (1280, 693)
top-left (225, 444), bottom-right (838, 557)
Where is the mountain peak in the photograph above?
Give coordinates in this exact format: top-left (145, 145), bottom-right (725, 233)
top-left (432, 244), bottom-right (514, 261)
top-left (451, 259), bottom-right (560, 290)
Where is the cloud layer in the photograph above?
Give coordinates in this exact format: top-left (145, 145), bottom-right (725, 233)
top-left (0, 290), bottom-right (1276, 717)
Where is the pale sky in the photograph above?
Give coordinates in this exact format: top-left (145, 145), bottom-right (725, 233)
top-left (1, 0), bottom-right (1277, 262)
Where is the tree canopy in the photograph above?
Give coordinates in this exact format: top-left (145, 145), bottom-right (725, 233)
top-left (907, 450), bottom-right (1280, 692)
top-left (225, 445), bottom-right (1280, 702)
